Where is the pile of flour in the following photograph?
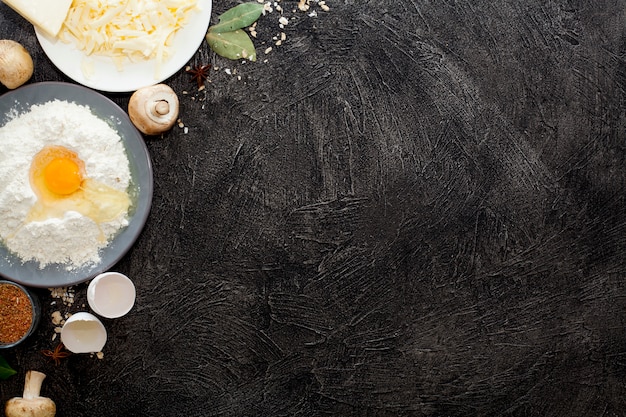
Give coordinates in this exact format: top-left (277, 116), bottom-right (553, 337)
top-left (0, 99), bottom-right (131, 269)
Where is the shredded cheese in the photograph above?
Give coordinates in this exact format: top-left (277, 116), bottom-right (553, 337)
top-left (59, 0), bottom-right (199, 75)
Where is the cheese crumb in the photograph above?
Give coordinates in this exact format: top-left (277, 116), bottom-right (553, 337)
top-left (298, 0), bottom-right (310, 11)
top-left (51, 311), bottom-right (63, 325)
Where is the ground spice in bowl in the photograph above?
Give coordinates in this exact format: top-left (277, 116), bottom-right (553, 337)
top-left (0, 281), bottom-right (39, 347)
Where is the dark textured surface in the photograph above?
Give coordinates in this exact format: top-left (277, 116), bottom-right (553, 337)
top-left (1, 1), bottom-right (626, 416)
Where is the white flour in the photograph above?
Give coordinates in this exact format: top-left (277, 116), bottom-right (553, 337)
top-left (0, 100), bottom-right (131, 269)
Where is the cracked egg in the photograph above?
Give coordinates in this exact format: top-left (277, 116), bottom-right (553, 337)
top-left (28, 145), bottom-right (130, 230)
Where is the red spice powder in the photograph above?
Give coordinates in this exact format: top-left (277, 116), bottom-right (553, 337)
top-left (0, 283), bottom-right (33, 344)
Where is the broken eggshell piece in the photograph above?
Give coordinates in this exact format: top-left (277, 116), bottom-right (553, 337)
top-left (87, 272), bottom-right (136, 318)
top-left (60, 312), bottom-right (107, 353)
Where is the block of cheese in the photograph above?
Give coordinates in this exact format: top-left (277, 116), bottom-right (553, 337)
top-left (1, 0), bottom-right (72, 38)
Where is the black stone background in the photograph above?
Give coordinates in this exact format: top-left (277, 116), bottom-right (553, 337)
top-left (1, 0), bottom-right (626, 416)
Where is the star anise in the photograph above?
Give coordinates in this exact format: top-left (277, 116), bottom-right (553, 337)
top-left (186, 64), bottom-right (211, 89)
top-left (41, 342), bottom-right (72, 366)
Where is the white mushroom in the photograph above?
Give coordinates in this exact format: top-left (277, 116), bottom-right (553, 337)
top-left (0, 40), bottom-right (34, 89)
top-left (128, 84), bottom-right (179, 136)
top-left (5, 370), bottom-right (56, 417)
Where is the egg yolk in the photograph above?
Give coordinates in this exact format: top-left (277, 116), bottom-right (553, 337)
top-left (30, 145), bottom-right (85, 197)
top-left (43, 157), bottom-right (83, 195)
top-left (28, 145), bottom-right (130, 229)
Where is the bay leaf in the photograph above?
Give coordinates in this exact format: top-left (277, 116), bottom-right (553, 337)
top-left (206, 30), bottom-right (257, 61)
top-left (0, 354), bottom-right (16, 380)
top-left (209, 2), bottom-right (265, 33)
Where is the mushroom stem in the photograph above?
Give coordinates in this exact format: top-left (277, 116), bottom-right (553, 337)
top-left (23, 370), bottom-right (46, 399)
top-left (153, 100), bottom-right (170, 117)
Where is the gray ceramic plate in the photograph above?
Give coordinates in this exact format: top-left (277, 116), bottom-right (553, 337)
top-left (0, 82), bottom-right (153, 288)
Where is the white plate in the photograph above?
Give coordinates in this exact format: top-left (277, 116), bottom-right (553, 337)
top-left (35, 0), bottom-right (212, 93)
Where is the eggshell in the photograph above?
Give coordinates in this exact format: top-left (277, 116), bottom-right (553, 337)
top-left (60, 312), bottom-right (107, 353)
top-left (87, 272), bottom-right (136, 318)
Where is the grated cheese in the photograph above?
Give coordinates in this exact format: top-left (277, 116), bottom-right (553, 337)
top-left (59, 0), bottom-right (199, 74)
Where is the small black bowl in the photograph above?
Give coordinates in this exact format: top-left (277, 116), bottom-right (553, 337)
top-left (0, 280), bottom-right (41, 349)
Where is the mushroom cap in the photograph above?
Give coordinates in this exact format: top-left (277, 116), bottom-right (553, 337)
top-left (128, 84), bottom-right (179, 136)
top-left (0, 40), bottom-right (34, 89)
top-left (5, 397), bottom-right (56, 417)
